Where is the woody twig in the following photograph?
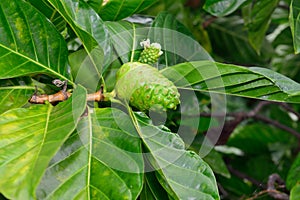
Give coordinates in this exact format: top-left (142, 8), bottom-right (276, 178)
top-left (29, 80), bottom-right (104, 104)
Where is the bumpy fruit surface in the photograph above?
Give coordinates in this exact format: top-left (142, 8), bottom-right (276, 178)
top-left (115, 62), bottom-right (180, 111)
top-left (138, 46), bottom-right (161, 64)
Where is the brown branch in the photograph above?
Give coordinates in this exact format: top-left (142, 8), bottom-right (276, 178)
top-left (277, 102), bottom-right (300, 119)
top-left (29, 88), bottom-right (104, 104)
top-left (254, 115), bottom-right (300, 139)
top-left (227, 165), bottom-right (266, 189)
top-left (246, 174), bottom-right (289, 200)
top-left (198, 101), bottom-right (300, 144)
top-left (267, 174), bottom-right (289, 200)
top-left (204, 101), bottom-right (273, 145)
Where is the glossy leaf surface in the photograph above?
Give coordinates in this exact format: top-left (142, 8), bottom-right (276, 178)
top-left (37, 107), bottom-right (144, 199)
top-left (140, 172), bottom-right (169, 200)
top-left (133, 112), bottom-right (220, 200)
top-left (28, 0), bottom-right (66, 32)
top-left (161, 61), bottom-right (300, 103)
top-left (47, 0), bottom-right (111, 89)
top-left (290, 0), bottom-right (300, 53)
top-left (0, 0), bottom-right (69, 80)
top-left (95, 0), bottom-right (158, 21)
top-left (0, 86), bottom-right (87, 200)
top-left (244, 0), bottom-right (279, 52)
top-left (203, 0), bottom-right (247, 17)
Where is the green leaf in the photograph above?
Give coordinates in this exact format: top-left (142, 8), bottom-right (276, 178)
top-left (217, 175), bottom-right (254, 198)
top-left (131, 112), bottom-right (220, 200)
top-left (0, 86), bottom-right (87, 200)
top-left (140, 172), bottom-right (170, 200)
top-left (68, 48), bottom-right (104, 92)
top-left (0, 0), bottom-right (69, 81)
top-left (149, 12), bottom-right (212, 67)
top-left (161, 60), bottom-right (300, 103)
top-left (206, 16), bottom-right (273, 65)
top-left (291, 183), bottom-right (300, 200)
top-left (47, 0), bottom-right (111, 88)
top-left (189, 135), bottom-right (230, 178)
top-left (105, 21), bottom-right (148, 64)
top-left (287, 153), bottom-right (300, 190)
top-left (37, 107), bottom-right (143, 199)
top-left (243, 0), bottom-right (279, 52)
top-left (93, 0), bottom-right (158, 21)
top-left (289, 0), bottom-right (300, 53)
top-left (0, 77), bottom-right (35, 114)
top-left (227, 123), bottom-right (296, 154)
top-left (27, 0), bottom-right (66, 32)
top-left (203, 0), bottom-right (247, 17)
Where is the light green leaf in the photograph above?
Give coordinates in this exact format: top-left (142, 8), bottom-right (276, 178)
top-left (290, 0), bottom-right (300, 53)
top-left (287, 153), bottom-right (300, 190)
top-left (92, 0), bottom-right (158, 21)
top-left (131, 112), bottom-right (220, 200)
top-left (0, 86), bottom-right (87, 200)
top-left (291, 183), bottom-right (300, 200)
top-left (243, 0), bottom-right (279, 52)
top-left (0, 77), bottom-right (35, 114)
top-left (37, 107), bottom-right (144, 200)
top-left (0, 0), bottom-right (69, 81)
top-left (203, 0), bottom-right (247, 17)
top-left (161, 60), bottom-right (300, 103)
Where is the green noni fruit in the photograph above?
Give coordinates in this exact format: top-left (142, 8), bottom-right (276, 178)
top-left (115, 62), bottom-right (180, 111)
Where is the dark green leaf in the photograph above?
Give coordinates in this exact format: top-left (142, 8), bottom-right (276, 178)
top-left (289, 0), bottom-right (300, 53)
top-left (149, 12), bottom-right (212, 67)
top-left (206, 16), bottom-right (273, 65)
top-left (94, 0), bottom-right (158, 21)
top-left (27, 0), bottom-right (66, 32)
top-left (37, 107), bottom-right (144, 199)
top-left (140, 172), bottom-right (170, 200)
top-left (189, 135), bottom-right (230, 178)
top-left (105, 21), bottom-right (148, 64)
top-left (68, 48), bottom-right (104, 92)
top-left (0, 77), bottom-right (35, 114)
top-left (203, 0), bottom-right (247, 17)
top-left (243, 0), bottom-right (279, 52)
top-left (203, 149), bottom-right (230, 178)
top-left (217, 175), bottom-right (254, 198)
top-left (227, 123), bottom-right (296, 154)
top-left (287, 153), bottom-right (300, 190)
top-left (0, 86), bottom-right (87, 200)
top-left (132, 112), bottom-right (220, 200)
top-left (161, 61), bottom-right (300, 103)
top-left (0, 0), bottom-right (69, 81)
